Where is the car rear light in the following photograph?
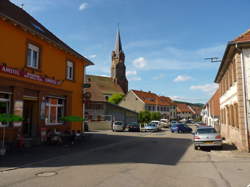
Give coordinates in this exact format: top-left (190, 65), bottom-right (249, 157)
top-left (194, 136), bottom-right (200, 139)
top-left (215, 135), bottom-right (221, 139)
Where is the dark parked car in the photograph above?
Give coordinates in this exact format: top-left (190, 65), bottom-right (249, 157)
top-left (127, 122), bottom-right (140, 132)
top-left (170, 123), bottom-right (192, 133)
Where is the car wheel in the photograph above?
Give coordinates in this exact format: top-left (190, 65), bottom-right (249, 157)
top-left (177, 130), bottom-right (181, 133)
top-left (171, 131), bottom-right (174, 133)
top-left (194, 145), bottom-right (198, 150)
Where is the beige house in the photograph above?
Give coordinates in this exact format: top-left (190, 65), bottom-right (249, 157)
top-left (175, 103), bottom-right (193, 120)
top-left (215, 29), bottom-right (250, 152)
top-left (119, 90), bottom-right (177, 120)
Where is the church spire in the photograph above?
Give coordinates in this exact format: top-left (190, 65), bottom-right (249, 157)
top-left (114, 27), bottom-right (123, 56)
top-left (111, 27), bottom-right (128, 94)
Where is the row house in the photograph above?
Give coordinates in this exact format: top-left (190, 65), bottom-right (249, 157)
top-left (0, 0), bottom-right (93, 144)
top-left (201, 89), bottom-right (220, 131)
top-left (119, 90), bottom-right (177, 120)
top-left (215, 29), bottom-right (250, 152)
top-left (175, 103), bottom-right (193, 120)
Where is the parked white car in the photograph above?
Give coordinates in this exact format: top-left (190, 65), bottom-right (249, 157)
top-left (112, 121), bottom-right (125, 132)
top-left (160, 119), bottom-right (169, 128)
top-left (150, 120), bottom-right (161, 130)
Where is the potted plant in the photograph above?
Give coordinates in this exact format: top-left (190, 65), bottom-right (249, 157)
top-left (60, 116), bottom-right (85, 122)
top-left (0, 114), bottom-right (23, 156)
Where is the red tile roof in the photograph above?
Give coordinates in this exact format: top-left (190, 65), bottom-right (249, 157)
top-left (233, 29), bottom-right (250, 43)
top-left (189, 106), bottom-right (202, 115)
top-left (85, 75), bottom-right (124, 102)
top-left (132, 90), bottom-right (174, 106)
top-left (176, 103), bottom-right (193, 113)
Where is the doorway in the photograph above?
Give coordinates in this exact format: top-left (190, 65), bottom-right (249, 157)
top-left (23, 99), bottom-right (38, 138)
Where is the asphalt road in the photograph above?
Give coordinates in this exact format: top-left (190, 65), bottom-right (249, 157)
top-left (0, 129), bottom-right (250, 187)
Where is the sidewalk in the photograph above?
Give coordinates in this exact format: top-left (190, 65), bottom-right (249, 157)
top-left (0, 131), bottom-right (133, 172)
top-left (0, 143), bottom-right (81, 172)
top-left (0, 133), bottom-right (96, 172)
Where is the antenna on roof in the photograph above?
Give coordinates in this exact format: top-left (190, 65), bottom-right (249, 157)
top-left (21, 3), bottom-right (24, 9)
top-left (204, 57), bottom-right (221, 63)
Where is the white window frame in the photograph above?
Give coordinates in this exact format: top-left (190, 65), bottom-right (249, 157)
top-left (45, 97), bottom-right (65, 125)
top-left (27, 43), bottom-right (39, 69)
top-left (66, 61), bottom-right (74, 80)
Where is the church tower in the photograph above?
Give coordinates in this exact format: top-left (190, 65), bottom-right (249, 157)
top-left (111, 28), bottom-right (128, 94)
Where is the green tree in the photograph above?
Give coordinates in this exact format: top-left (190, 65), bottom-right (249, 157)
top-left (0, 114), bottom-right (23, 155)
top-left (138, 111), bottom-right (151, 124)
top-left (108, 93), bottom-right (124, 105)
top-left (150, 112), bottom-right (161, 121)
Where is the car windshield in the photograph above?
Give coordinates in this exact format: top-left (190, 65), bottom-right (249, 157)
top-left (129, 122), bottom-right (138, 126)
top-left (172, 124), bottom-right (180, 127)
top-left (197, 128), bottom-right (217, 134)
top-left (114, 122), bottom-right (123, 125)
top-left (148, 123), bottom-right (156, 127)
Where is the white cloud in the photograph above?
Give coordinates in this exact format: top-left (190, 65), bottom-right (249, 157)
top-left (170, 96), bottom-right (206, 103)
top-left (100, 74), bottom-right (109, 77)
top-left (89, 54), bottom-right (97, 59)
top-left (130, 44), bottom-right (225, 71)
top-left (153, 74), bottom-right (165, 80)
top-left (126, 70), bottom-right (137, 76)
top-left (126, 70), bottom-right (141, 81)
top-left (128, 77), bottom-right (141, 81)
top-left (79, 2), bottom-right (88, 11)
top-left (174, 75), bottom-right (192, 82)
top-left (132, 57), bottom-right (147, 69)
top-left (190, 83), bottom-right (218, 95)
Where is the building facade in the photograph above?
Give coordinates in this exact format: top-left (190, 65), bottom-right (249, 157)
top-left (119, 90), bottom-right (177, 120)
top-left (175, 103), bottom-right (193, 120)
top-left (215, 30), bottom-right (250, 152)
top-left (201, 89), bottom-right (220, 130)
top-left (84, 29), bottom-right (135, 124)
top-left (0, 0), bottom-right (93, 144)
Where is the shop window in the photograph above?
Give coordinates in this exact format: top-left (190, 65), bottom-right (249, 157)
top-left (66, 61), bottom-right (74, 80)
top-left (45, 97), bottom-right (65, 125)
top-left (27, 43), bottom-right (39, 69)
top-left (0, 93), bottom-right (11, 126)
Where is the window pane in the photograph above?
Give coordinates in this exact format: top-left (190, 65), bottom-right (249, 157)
top-left (33, 50), bottom-right (38, 68)
top-left (57, 106), bottom-right (64, 123)
top-left (27, 48), bottom-right (32, 66)
top-left (50, 106), bottom-right (57, 123)
top-left (0, 102), bottom-right (8, 113)
top-left (0, 101), bottom-right (9, 126)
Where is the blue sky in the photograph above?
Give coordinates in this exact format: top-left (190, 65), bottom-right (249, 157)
top-left (11, 0), bottom-right (250, 103)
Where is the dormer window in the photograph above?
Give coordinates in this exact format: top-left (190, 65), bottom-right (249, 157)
top-left (27, 43), bottom-right (39, 69)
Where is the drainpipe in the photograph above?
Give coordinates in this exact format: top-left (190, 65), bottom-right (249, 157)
top-left (236, 44), bottom-right (250, 152)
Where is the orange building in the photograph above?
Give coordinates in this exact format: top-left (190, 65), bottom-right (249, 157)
top-left (0, 0), bottom-right (93, 144)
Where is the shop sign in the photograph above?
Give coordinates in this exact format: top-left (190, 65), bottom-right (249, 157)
top-left (0, 64), bottom-right (62, 85)
top-left (13, 100), bottom-right (23, 127)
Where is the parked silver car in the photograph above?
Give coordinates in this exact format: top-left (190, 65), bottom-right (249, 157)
top-left (112, 121), bottom-right (125, 132)
top-left (144, 122), bottom-right (158, 132)
top-left (193, 126), bottom-right (222, 150)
